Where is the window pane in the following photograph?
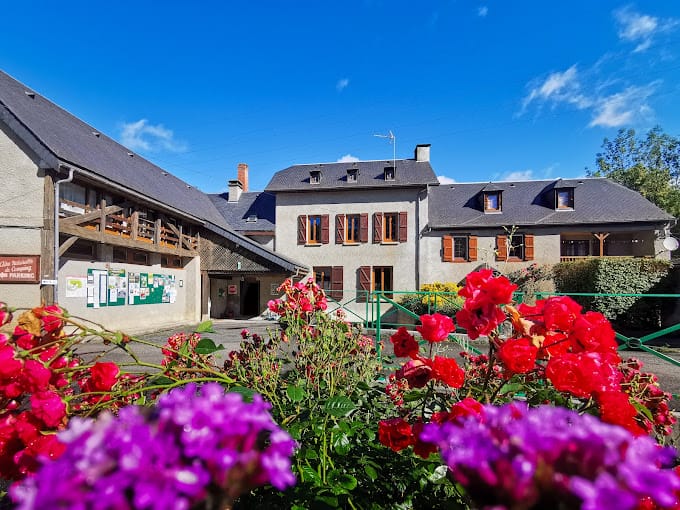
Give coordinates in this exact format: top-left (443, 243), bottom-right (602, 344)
top-left (384, 213), bottom-right (397, 241)
top-left (485, 193), bottom-right (499, 211)
top-left (557, 190), bottom-right (573, 208)
top-left (346, 215), bottom-right (360, 242)
top-left (308, 216), bottom-right (322, 243)
top-left (313, 266), bottom-right (332, 291)
top-left (508, 235), bottom-right (524, 259)
top-left (453, 237), bottom-right (468, 259)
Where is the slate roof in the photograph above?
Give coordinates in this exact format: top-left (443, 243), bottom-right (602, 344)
top-left (209, 192), bottom-right (275, 232)
top-left (428, 178), bottom-right (674, 229)
top-left (0, 70), bottom-right (305, 273)
top-left (265, 158), bottom-right (439, 192)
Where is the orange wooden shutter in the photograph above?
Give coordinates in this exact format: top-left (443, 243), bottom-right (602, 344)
top-left (331, 266), bottom-right (343, 300)
top-left (496, 235), bottom-right (507, 261)
top-left (297, 215), bottom-right (306, 245)
top-left (373, 213), bottom-right (383, 243)
top-left (468, 236), bottom-right (478, 261)
top-left (442, 236), bottom-right (453, 262)
top-left (359, 213), bottom-right (368, 243)
top-left (335, 214), bottom-right (345, 244)
top-left (321, 215), bottom-right (329, 244)
top-left (524, 234), bottom-right (534, 261)
top-left (398, 211), bottom-right (408, 242)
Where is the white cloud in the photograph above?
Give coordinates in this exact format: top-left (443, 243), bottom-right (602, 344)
top-left (337, 154), bottom-right (360, 163)
top-left (522, 65), bottom-right (592, 112)
top-left (612, 7), bottom-right (678, 53)
top-left (119, 119), bottom-right (187, 153)
top-left (502, 170), bottom-right (534, 181)
top-left (477, 6), bottom-right (488, 17)
top-left (336, 78), bottom-right (350, 92)
top-left (589, 82), bottom-right (659, 127)
top-left (438, 175), bottom-right (456, 184)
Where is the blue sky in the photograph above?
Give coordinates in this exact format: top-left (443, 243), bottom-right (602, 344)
top-left (3, 1), bottom-right (680, 192)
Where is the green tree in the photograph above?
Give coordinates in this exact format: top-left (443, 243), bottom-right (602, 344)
top-left (588, 126), bottom-right (680, 218)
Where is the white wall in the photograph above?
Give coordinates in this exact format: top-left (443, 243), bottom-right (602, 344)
top-left (0, 122), bottom-right (45, 307)
top-left (275, 188), bottom-right (423, 320)
top-left (57, 257), bottom-right (201, 333)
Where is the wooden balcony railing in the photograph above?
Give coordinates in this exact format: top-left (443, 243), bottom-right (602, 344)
top-left (560, 255), bottom-right (647, 263)
top-left (59, 199), bottom-right (198, 255)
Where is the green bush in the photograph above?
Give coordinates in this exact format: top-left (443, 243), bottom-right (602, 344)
top-left (553, 257), bottom-right (672, 329)
top-left (397, 282), bottom-right (464, 318)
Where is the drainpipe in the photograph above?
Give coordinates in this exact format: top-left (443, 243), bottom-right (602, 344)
top-left (415, 184), bottom-right (429, 289)
top-left (53, 167), bottom-right (75, 304)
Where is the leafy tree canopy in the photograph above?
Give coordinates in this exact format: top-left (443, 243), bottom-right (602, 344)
top-left (588, 126), bottom-right (680, 218)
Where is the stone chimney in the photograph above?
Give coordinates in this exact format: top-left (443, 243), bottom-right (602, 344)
top-left (415, 144), bottom-right (431, 162)
top-left (228, 180), bottom-right (242, 202)
top-left (237, 163), bottom-right (249, 192)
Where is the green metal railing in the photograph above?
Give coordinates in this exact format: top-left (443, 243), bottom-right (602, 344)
top-left (321, 289), bottom-right (680, 368)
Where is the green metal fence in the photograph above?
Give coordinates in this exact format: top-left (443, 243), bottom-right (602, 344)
top-left (322, 289), bottom-right (680, 367)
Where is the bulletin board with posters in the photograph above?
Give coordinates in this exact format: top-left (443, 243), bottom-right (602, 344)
top-left (128, 272), bottom-right (177, 305)
top-left (86, 268), bottom-right (127, 307)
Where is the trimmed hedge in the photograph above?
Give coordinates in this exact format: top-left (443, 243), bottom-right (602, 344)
top-left (552, 257), bottom-right (672, 329)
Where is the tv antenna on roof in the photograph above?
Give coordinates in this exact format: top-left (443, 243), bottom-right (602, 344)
top-left (374, 130), bottom-right (396, 171)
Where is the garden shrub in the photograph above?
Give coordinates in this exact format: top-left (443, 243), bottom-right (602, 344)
top-left (553, 257), bottom-right (672, 329)
top-left (397, 282), bottom-right (464, 318)
top-left (505, 263), bottom-right (554, 304)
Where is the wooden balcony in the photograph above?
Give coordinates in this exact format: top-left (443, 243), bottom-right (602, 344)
top-left (59, 199), bottom-right (198, 257)
top-left (559, 255), bottom-right (649, 263)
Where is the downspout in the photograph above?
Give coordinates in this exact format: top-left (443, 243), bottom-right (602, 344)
top-left (53, 167), bottom-right (75, 304)
top-left (415, 184), bottom-right (429, 290)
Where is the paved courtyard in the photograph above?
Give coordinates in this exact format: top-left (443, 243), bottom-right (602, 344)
top-left (75, 319), bottom-right (680, 409)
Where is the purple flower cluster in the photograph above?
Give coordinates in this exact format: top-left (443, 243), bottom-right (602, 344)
top-left (421, 403), bottom-right (680, 510)
top-left (11, 383), bottom-right (296, 509)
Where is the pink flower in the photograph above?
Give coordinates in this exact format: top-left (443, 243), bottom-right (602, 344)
top-left (30, 391), bottom-right (66, 428)
top-left (416, 313), bottom-right (454, 343)
top-left (395, 359), bottom-right (432, 388)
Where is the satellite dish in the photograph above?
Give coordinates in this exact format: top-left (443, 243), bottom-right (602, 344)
top-left (663, 237), bottom-right (679, 251)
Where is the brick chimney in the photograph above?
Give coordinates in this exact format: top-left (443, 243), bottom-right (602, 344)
top-left (415, 144), bottom-right (431, 162)
top-left (237, 163), bottom-right (249, 192)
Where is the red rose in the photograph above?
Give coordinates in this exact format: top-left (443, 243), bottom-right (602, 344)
top-left (87, 362), bottom-right (120, 391)
top-left (431, 356), bottom-right (465, 388)
top-left (412, 421), bottom-right (437, 459)
top-left (33, 305), bottom-right (64, 334)
top-left (570, 311), bottom-right (617, 353)
top-left (541, 296), bottom-right (582, 332)
top-left (21, 360), bottom-right (52, 393)
top-left (596, 391), bottom-right (645, 436)
top-left (455, 302), bottom-right (506, 340)
top-left (0, 345), bottom-right (22, 379)
top-left (378, 418), bottom-right (414, 452)
top-left (497, 338), bottom-right (538, 374)
top-left (459, 270), bottom-right (517, 307)
top-left (390, 327), bottom-right (419, 359)
top-left (450, 397), bottom-right (484, 420)
top-left (30, 391), bottom-right (66, 428)
top-left (395, 359), bottom-right (432, 388)
top-left (538, 331), bottom-right (570, 359)
top-left (545, 351), bottom-right (621, 398)
top-left (416, 313), bottom-right (454, 343)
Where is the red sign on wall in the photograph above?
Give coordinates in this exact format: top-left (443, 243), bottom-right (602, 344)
top-left (0, 255), bottom-right (40, 283)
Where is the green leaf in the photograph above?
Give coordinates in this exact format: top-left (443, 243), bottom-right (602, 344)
top-left (301, 448), bottom-right (318, 460)
top-left (332, 433), bottom-right (351, 455)
top-left (195, 338), bottom-right (224, 354)
top-left (427, 465), bottom-right (449, 483)
top-left (299, 465), bottom-right (321, 486)
top-left (498, 383), bottom-right (525, 395)
top-left (328, 471), bottom-right (357, 490)
top-left (150, 375), bottom-right (174, 386)
top-left (363, 464), bottom-right (378, 481)
top-left (286, 385), bottom-right (306, 402)
top-left (195, 320), bottom-right (215, 333)
top-left (323, 396), bottom-right (356, 417)
top-left (314, 495), bottom-right (339, 507)
top-left (228, 386), bottom-right (256, 402)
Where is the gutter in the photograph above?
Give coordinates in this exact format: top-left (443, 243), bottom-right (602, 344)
top-left (53, 166), bottom-right (74, 303)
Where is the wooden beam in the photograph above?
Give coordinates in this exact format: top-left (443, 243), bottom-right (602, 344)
top-left (154, 218), bottom-right (162, 245)
top-left (59, 223), bottom-right (197, 257)
top-left (41, 173), bottom-right (55, 304)
top-left (130, 211), bottom-right (139, 240)
top-left (58, 236), bottom-right (79, 256)
top-left (61, 205), bottom-right (122, 225)
top-left (593, 232), bottom-right (610, 257)
top-left (99, 199), bottom-right (107, 234)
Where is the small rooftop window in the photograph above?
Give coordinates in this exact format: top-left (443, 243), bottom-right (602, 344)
top-left (384, 167), bottom-right (395, 181)
top-left (555, 188), bottom-right (574, 210)
top-left (484, 191), bottom-right (502, 213)
top-left (310, 170), bottom-right (321, 184)
top-left (246, 215), bottom-right (258, 223)
top-left (347, 169), bottom-right (358, 183)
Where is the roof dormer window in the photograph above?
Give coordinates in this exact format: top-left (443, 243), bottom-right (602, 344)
top-left (246, 214), bottom-right (258, 223)
top-left (310, 170), bottom-right (321, 184)
top-left (555, 188), bottom-right (574, 210)
top-left (384, 167), bottom-right (395, 181)
top-left (484, 191), bottom-right (502, 213)
top-left (347, 168), bottom-right (358, 183)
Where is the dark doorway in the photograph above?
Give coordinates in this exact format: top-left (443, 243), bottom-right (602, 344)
top-left (240, 280), bottom-right (260, 317)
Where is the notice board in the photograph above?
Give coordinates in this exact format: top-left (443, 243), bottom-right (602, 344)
top-left (128, 272), bottom-right (177, 305)
top-left (86, 268), bottom-right (127, 307)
